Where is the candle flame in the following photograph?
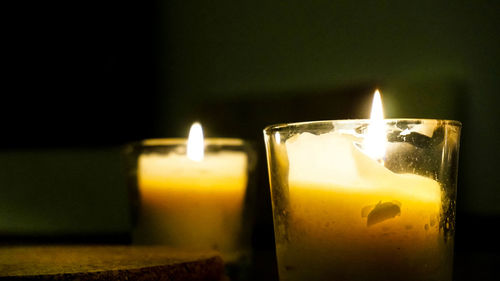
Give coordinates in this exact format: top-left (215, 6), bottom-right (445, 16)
top-left (363, 90), bottom-right (386, 161)
top-left (187, 122), bottom-right (204, 161)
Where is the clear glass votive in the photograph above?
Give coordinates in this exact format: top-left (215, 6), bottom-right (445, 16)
top-left (125, 138), bottom-right (256, 263)
top-left (263, 119), bottom-right (461, 281)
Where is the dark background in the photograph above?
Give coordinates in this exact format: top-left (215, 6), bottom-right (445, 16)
top-left (1, 1), bottom-right (499, 280)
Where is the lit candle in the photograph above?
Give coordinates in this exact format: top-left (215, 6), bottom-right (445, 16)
top-left (133, 123), bottom-right (249, 261)
top-left (287, 91), bottom-right (440, 239)
top-left (264, 91), bottom-right (459, 281)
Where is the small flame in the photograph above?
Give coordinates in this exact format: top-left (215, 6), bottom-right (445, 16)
top-left (363, 90), bottom-right (387, 161)
top-left (187, 122), bottom-right (204, 161)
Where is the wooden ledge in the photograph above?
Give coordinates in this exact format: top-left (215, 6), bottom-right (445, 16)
top-left (0, 246), bottom-right (226, 281)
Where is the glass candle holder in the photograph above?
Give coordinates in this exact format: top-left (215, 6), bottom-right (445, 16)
top-left (126, 138), bottom-right (256, 263)
top-left (263, 119), bottom-right (461, 281)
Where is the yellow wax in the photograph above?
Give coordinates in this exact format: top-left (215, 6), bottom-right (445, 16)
top-left (276, 132), bottom-right (452, 281)
top-left (135, 151), bottom-right (248, 261)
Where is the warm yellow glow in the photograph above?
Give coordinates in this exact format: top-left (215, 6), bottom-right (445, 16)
top-left (363, 90), bottom-right (386, 161)
top-left (187, 122), bottom-right (204, 161)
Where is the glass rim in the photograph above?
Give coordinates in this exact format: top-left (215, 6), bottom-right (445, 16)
top-left (263, 118), bottom-right (462, 134)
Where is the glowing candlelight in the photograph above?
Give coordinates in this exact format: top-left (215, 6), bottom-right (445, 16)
top-left (187, 122), bottom-right (204, 162)
top-left (264, 91), bottom-right (460, 281)
top-left (363, 90), bottom-right (387, 162)
top-left (134, 123), bottom-right (249, 262)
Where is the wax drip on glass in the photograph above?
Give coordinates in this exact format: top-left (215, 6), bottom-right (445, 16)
top-left (363, 90), bottom-right (387, 164)
top-left (187, 122), bottom-right (204, 162)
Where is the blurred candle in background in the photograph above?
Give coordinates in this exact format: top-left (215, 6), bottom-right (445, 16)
top-left (130, 123), bottom-right (254, 262)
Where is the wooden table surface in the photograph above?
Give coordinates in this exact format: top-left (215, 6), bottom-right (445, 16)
top-left (0, 245), bottom-right (226, 281)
